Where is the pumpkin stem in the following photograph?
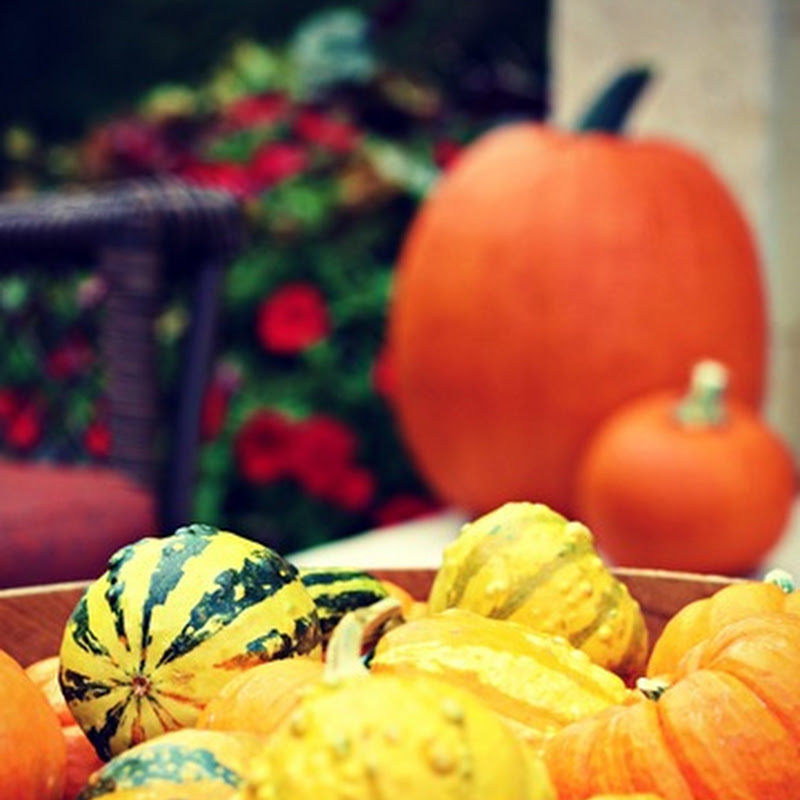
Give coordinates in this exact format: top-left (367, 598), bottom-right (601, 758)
top-left (764, 568), bottom-right (796, 593)
top-left (323, 597), bottom-right (403, 684)
top-left (574, 66), bottom-right (653, 133)
top-left (674, 359), bottom-right (729, 427)
top-left (636, 676), bottom-right (670, 701)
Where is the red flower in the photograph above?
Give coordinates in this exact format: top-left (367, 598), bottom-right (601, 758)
top-left (294, 110), bottom-right (361, 154)
top-left (287, 415), bottom-right (358, 495)
top-left (178, 157), bottom-right (253, 198)
top-left (249, 142), bottom-right (309, 190)
top-left (256, 283), bottom-right (330, 354)
top-left (200, 362), bottom-right (240, 441)
top-left (5, 401), bottom-right (41, 452)
top-left (323, 464), bottom-right (375, 512)
top-left (84, 420), bottom-right (111, 459)
top-left (371, 345), bottom-right (396, 399)
top-left (287, 416), bottom-right (374, 511)
top-left (234, 409), bottom-right (294, 485)
top-left (224, 93), bottom-right (290, 130)
top-left (372, 494), bottom-right (441, 528)
top-left (0, 388), bottom-right (20, 430)
top-left (433, 138), bottom-right (463, 171)
top-left (46, 333), bottom-right (94, 380)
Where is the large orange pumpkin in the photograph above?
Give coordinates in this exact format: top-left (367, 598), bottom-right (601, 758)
top-left (0, 649), bottom-right (66, 800)
top-left (387, 96), bottom-right (766, 516)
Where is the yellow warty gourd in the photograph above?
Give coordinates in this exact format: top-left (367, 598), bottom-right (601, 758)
top-left (244, 599), bottom-right (556, 800)
top-left (428, 502), bottom-right (648, 680)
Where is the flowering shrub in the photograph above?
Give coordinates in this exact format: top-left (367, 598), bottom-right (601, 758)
top-left (0, 8), bottom-right (545, 551)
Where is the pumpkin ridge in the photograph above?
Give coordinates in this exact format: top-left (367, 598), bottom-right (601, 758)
top-left (655, 669), bottom-right (799, 797)
top-left (617, 699), bottom-right (695, 799)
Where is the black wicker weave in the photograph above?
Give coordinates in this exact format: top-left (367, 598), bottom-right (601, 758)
top-left (0, 178), bottom-right (245, 586)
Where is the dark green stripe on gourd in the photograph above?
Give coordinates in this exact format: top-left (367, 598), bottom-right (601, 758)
top-left (299, 566), bottom-right (389, 638)
top-left (59, 524), bottom-right (323, 760)
top-left (76, 729), bottom-right (260, 799)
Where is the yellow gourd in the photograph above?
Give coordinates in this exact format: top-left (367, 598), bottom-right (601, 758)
top-left (428, 502), bottom-right (648, 681)
top-left (371, 607), bottom-right (632, 754)
top-left (245, 599), bottom-right (556, 800)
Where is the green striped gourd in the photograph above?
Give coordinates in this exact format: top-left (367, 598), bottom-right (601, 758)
top-left (371, 607), bottom-right (632, 755)
top-left (298, 566), bottom-right (389, 641)
top-left (59, 524), bottom-right (321, 760)
top-left (427, 502), bottom-right (648, 681)
top-left (76, 728), bottom-right (262, 799)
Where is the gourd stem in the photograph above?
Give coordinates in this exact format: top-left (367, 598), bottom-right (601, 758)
top-left (764, 568), bottom-right (796, 593)
top-left (574, 66), bottom-right (653, 133)
top-left (323, 597), bottom-right (403, 684)
top-left (674, 359), bottom-right (729, 427)
top-left (636, 676), bottom-right (670, 701)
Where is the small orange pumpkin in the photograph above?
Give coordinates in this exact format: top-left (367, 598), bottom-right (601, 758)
top-left (386, 73), bottom-right (767, 517)
top-left (575, 360), bottom-right (796, 574)
top-left (0, 649), bottom-right (66, 800)
top-left (646, 569), bottom-right (800, 677)
top-left (196, 655), bottom-right (324, 737)
top-left (543, 611), bottom-right (800, 798)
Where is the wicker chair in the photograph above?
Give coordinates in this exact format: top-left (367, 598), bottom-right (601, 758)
top-left (0, 178), bottom-right (244, 588)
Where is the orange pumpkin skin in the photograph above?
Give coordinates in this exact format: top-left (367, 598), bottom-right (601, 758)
top-left (196, 655), bottom-right (324, 737)
top-left (0, 649), bottom-right (67, 800)
top-left (543, 612), bottom-right (800, 799)
top-left (387, 123), bottom-right (766, 516)
top-left (574, 389), bottom-right (796, 575)
top-left (26, 655), bottom-right (104, 800)
top-left (647, 577), bottom-right (800, 678)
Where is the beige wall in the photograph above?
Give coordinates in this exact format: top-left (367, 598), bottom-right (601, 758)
top-left (552, 0), bottom-right (800, 455)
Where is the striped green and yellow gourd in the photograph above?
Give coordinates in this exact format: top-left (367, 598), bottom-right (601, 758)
top-left (427, 502), bottom-right (648, 681)
top-left (298, 566), bottom-right (390, 641)
top-left (76, 728), bottom-right (263, 799)
top-left (59, 524), bottom-right (321, 760)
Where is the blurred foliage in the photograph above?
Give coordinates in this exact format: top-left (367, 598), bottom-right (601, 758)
top-left (0, 0), bottom-right (549, 143)
top-left (0, 3), bottom-right (549, 552)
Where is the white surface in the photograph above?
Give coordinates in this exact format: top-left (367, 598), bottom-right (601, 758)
top-left (288, 498), bottom-right (800, 579)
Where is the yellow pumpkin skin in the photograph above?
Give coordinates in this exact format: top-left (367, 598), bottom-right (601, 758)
top-left (245, 598), bottom-right (555, 800)
top-left (428, 502), bottom-right (648, 681)
top-left (246, 670), bottom-right (556, 800)
top-left (371, 607), bottom-right (631, 754)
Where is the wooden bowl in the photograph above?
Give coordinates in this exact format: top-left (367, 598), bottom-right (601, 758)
top-left (0, 567), bottom-right (738, 666)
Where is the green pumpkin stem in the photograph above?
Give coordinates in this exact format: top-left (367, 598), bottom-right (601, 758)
top-left (764, 568), bottom-right (796, 593)
top-left (674, 359), bottom-right (729, 427)
top-left (324, 597), bottom-right (403, 684)
top-left (636, 676), bottom-right (670, 701)
top-left (574, 66), bottom-right (653, 133)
